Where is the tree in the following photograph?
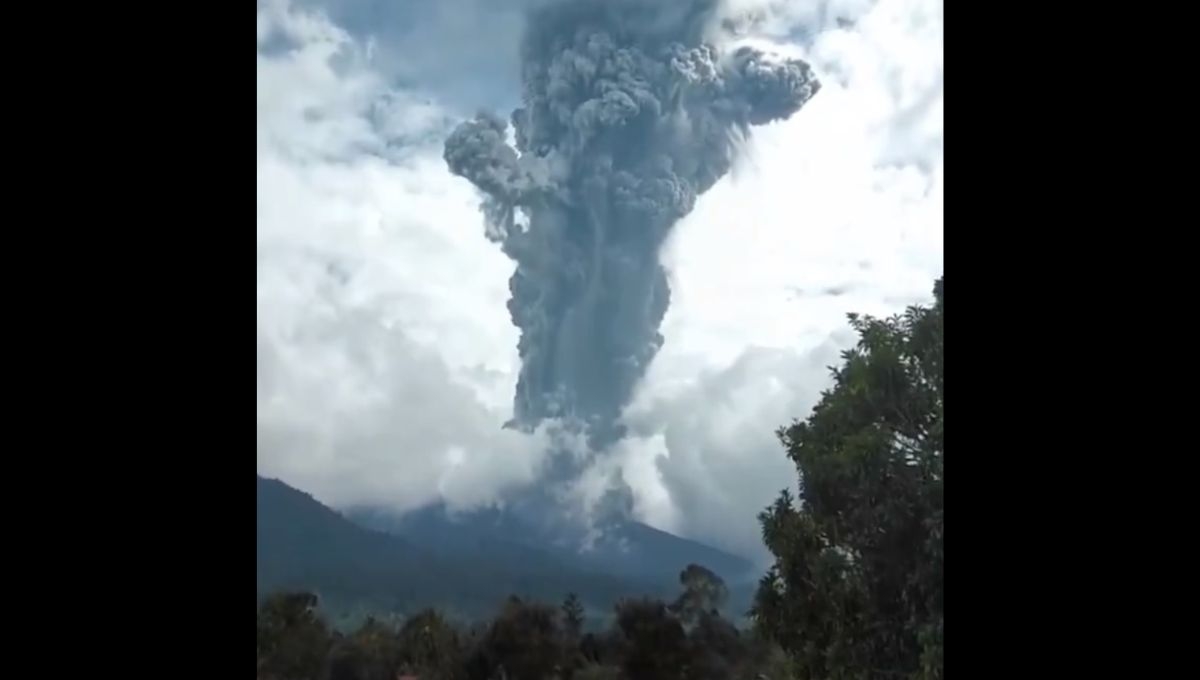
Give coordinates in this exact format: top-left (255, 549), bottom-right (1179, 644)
top-left (754, 278), bottom-right (943, 680)
top-left (256, 592), bottom-right (332, 680)
top-left (330, 616), bottom-right (402, 680)
top-left (476, 597), bottom-right (564, 680)
top-left (558, 593), bottom-right (588, 679)
top-left (686, 611), bottom-right (745, 680)
top-left (396, 609), bottom-right (465, 679)
top-left (562, 592), bottom-right (585, 640)
top-left (613, 598), bottom-right (688, 680)
top-left (670, 564), bottom-right (728, 626)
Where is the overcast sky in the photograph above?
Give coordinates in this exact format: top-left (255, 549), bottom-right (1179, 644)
top-left (256, 0), bottom-right (943, 562)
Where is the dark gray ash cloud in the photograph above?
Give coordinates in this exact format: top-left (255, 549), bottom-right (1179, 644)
top-left (444, 0), bottom-right (820, 485)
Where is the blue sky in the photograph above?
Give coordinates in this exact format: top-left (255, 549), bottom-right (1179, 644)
top-left (256, 0), bottom-right (943, 561)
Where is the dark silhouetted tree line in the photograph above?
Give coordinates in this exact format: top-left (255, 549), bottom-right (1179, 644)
top-left (256, 279), bottom-right (943, 680)
top-left (257, 565), bottom-right (782, 680)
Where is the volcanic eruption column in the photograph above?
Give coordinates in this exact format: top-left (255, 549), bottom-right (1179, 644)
top-left (445, 0), bottom-right (820, 475)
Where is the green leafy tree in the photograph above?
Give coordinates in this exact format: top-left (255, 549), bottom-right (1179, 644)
top-left (397, 609), bottom-right (465, 679)
top-left (745, 640), bottom-right (798, 680)
top-left (754, 278), bottom-right (943, 680)
top-left (477, 597), bottom-right (564, 680)
top-left (333, 616), bottom-right (402, 680)
top-left (670, 564), bottom-right (743, 680)
top-left (670, 564), bottom-right (728, 626)
top-left (256, 592), bottom-right (332, 680)
top-left (686, 611), bottom-right (746, 680)
top-left (613, 598), bottom-right (688, 680)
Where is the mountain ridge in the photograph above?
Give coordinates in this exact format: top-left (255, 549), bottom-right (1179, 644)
top-left (257, 475), bottom-right (755, 620)
top-left (345, 501), bottom-right (754, 590)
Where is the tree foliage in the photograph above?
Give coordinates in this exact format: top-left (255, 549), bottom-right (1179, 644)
top-left (255, 578), bottom-right (789, 680)
top-left (613, 598), bottom-right (688, 680)
top-left (396, 608), bottom-right (466, 679)
top-left (256, 592), bottom-right (333, 680)
top-left (561, 593), bottom-right (585, 641)
top-left (476, 597), bottom-right (564, 680)
top-left (670, 563), bottom-right (728, 627)
top-left (754, 277), bottom-right (944, 680)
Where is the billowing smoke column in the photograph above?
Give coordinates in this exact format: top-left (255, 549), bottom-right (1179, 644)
top-left (445, 0), bottom-right (819, 479)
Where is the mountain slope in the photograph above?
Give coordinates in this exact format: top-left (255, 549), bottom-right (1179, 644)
top-left (346, 502), bottom-right (755, 595)
top-left (257, 476), bottom-right (653, 618)
top-left (257, 475), bottom-right (467, 613)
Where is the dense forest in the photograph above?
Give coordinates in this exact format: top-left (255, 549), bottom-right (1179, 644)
top-left (257, 278), bottom-right (943, 680)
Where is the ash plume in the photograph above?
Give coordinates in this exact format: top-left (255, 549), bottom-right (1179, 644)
top-left (445, 0), bottom-right (819, 489)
